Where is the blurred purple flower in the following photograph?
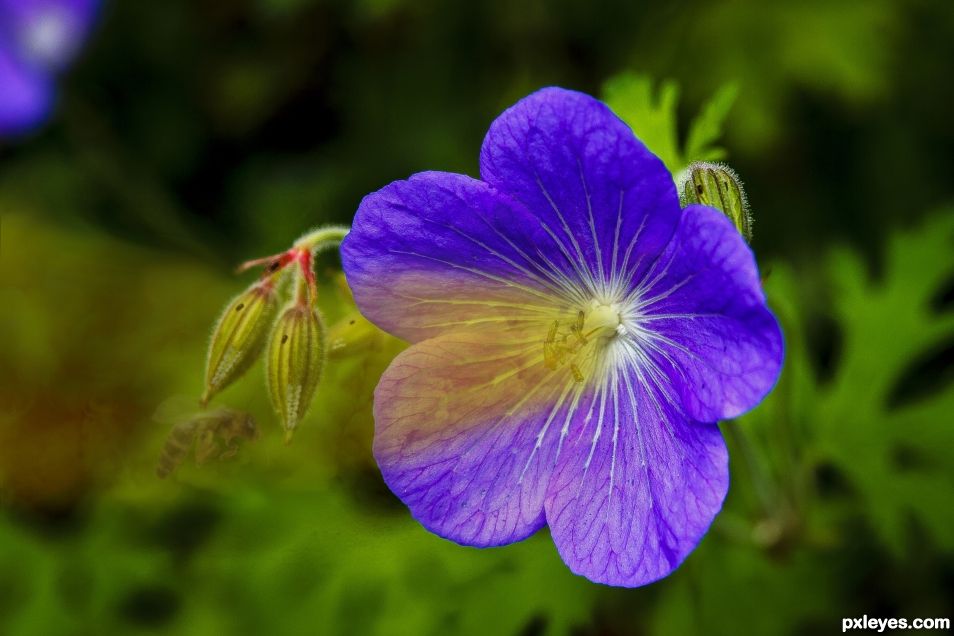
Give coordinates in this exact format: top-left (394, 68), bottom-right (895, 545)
top-left (341, 87), bottom-right (783, 586)
top-left (0, 0), bottom-right (99, 137)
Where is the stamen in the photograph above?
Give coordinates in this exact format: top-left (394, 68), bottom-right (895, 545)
top-left (541, 301), bottom-right (623, 382)
top-left (570, 363), bottom-right (585, 383)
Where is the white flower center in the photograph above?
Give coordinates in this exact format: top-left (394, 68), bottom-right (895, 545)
top-left (542, 299), bottom-right (630, 384)
top-left (584, 300), bottom-right (623, 340)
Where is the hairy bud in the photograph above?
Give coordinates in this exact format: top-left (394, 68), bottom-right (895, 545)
top-left (679, 162), bottom-right (752, 241)
top-left (266, 303), bottom-right (326, 442)
top-left (203, 281), bottom-right (279, 405)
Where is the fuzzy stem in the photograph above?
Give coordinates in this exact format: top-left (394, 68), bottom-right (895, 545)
top-left (293, 226), bottom-right (350, 254)
top-left (295, 267), bottom-right (310, 305)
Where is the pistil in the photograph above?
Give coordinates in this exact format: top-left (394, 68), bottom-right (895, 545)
top-left (584, 300), bottom-right (623, 340)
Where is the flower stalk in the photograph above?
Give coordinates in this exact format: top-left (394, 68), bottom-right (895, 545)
top-left (293, 225), bottom-right (350, 253)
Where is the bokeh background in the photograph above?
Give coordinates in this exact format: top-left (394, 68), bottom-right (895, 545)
top-left (2, 0), bottom-right (953, 634)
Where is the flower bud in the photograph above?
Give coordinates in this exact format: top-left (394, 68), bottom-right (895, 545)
top-left (203, 281), bottom-right (279, 405)
top-left (679, 161), bottom-right (752, 242)
top-left (266, 303), bottom-right (326, 442)
top-left (327, 312), bottom-right (383, 360)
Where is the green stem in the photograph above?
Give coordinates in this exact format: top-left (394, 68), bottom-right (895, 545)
top-left (293, 226), bottom-right (350, 253)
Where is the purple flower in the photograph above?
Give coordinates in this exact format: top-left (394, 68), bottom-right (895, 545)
top-left (341, 87), bottom-right (783, 587)
top-left (0, 0), bottom-right (99, 137)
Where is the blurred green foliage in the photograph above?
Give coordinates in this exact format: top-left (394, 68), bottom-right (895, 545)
top-left (1, 0), bottom-right (953, 634)
top-left (603, 74), bottom-right (738, 175)
top-left (2, 0), bottom-right (951, 262)
top-left (1, 207), bottom-right (950, 635)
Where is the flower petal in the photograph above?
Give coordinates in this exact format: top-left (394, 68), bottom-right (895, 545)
top-left (633, 204), bottom-right (783, 421)
top-left (545, 365), bottom-right (728, 587)
top-left (479, 87), bottom-right (681, 296)
top-left (0, 46), bottom-right (53, 137)
top-left (341, 171), bottom-right (585, 343)
top-left (0, 0), bottom-right (100, 71)
top-left (373, 324), bottom-right (585, 546)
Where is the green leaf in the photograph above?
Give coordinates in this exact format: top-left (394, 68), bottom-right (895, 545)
top-left (602, 73), bottom-right (737, 174)
top-left (741, 209), bottom-right (954, 555)
top-left (815, 210), bottom-right (954, 553)
top-left (602, 73), bottom-right (682, 172)
top-left (683, 83), bottom-right (739, 165)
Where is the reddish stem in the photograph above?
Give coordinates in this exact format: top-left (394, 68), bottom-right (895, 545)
top-left (236, 246), bottom-right (317, 305)
top-left (297, 249), bottom-right (318, 304)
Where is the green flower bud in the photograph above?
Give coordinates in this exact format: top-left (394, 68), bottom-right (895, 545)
top-left (327, 312), bottom-right (382, 360)
top-left (203, 281), bottom-right (279, 405)
top-left (678, 161), bottom-right (752, 242)
top-left (266, 303), bottom-right (326, 442)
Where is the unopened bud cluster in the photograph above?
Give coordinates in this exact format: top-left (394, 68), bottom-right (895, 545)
top-left (201, 226), bottom-right (348, 442)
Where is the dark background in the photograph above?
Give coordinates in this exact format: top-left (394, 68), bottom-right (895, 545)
top-left (1, 1), bottom-right (952, 634)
